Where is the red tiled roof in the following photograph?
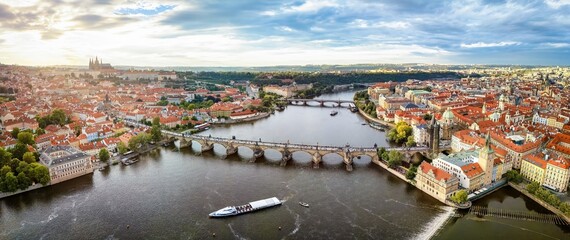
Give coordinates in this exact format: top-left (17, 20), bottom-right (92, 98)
top-left (419, 161), bottom-right (453, 181)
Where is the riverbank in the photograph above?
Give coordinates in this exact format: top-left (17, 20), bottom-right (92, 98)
top-left (508, 182), bottom-right (570, 223)
top-left (357, 107), bottom-right (395, 128)
top-left (211, 112), bottom-right (270, 125)
top-left (0, 183), bottom-right (50, 199)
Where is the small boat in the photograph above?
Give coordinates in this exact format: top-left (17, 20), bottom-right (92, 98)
top-left (299, 202), bottom-right (309, 208)
top-left (330, 110), bottom-right (338, 116)
top-left (209, 197), bottom-right (282, 218)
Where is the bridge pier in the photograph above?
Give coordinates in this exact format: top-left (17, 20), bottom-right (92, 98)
top-left (312, 152), bottom-right (322, 168)
top-left (251, 147), bottom-right (264, 162)
top-left (200, 141), bottom-right (214, 153)
top-left (303, 101), bottom-right (308, 106)
top-left (280, 149), bottom-right (292, 166)
top-left (178, 138), bottom-right (191, 148)
top-left (320, 101), bottom-right (325, 107)
top-left (226, 144), bottom-right (238, 156)
top-left (343, 151), bottom-right (353, 172)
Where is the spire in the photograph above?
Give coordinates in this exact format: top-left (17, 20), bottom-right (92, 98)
top-left (430, 114), bottom-right (436, 125)
top-left (485, 132), bottom-right (491, 148)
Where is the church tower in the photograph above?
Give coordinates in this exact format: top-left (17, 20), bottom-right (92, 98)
top-left (478, 133), bottom-right (495, 185)
top-left (428, 117), bottom-right (440, 156)
top-left (482, 102), bottom-right (487, 114)
top-left (499, 94), bottom-right (506, 112)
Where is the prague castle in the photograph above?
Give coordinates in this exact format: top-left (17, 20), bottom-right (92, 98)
top-left (88, 57), bottom-right (114, 71)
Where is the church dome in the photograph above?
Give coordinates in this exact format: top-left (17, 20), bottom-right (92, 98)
top-left (443, 108), bottom-right (454, 120)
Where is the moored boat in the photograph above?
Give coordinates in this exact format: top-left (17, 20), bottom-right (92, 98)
top-left (330, 110), bottom-right (338, 116)
top-left (209, 197), bottom-right (282, 218)
top-left (299, 202), bottom-right (309, 208)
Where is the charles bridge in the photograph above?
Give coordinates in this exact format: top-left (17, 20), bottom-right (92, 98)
top-left (161, 131), bottom-right (450, 171)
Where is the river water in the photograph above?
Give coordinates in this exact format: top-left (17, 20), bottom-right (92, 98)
top-left (1, 91), bottom-right (568, 239)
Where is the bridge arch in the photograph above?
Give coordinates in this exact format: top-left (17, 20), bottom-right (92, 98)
top-left (321, 152), bottom-right (344, 165)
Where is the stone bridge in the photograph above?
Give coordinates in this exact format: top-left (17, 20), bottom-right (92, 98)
top-left (162, 131), bottom-right (447, 171)
top-left (282, 98), bottom-right (355, 108)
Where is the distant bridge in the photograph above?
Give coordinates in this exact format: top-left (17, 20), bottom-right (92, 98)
top-left (161, 131), bottom-right (449, 171)
top-left (282, 98), bottom-right (355, 108)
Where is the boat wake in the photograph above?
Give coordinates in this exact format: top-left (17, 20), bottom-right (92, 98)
top-left (410, 206), bottom-right (454, 240)
top-left (227, 223), bottom-right (248, 240)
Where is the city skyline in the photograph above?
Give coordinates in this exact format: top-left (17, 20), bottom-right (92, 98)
top-left (1, 0), bottom-right (570, 66)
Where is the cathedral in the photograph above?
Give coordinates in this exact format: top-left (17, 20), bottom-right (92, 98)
top-left (89, 57), bottom-right (114, 70)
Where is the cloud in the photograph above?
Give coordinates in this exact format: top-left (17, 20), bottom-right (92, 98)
top-left (276, 26), bottom-right (295, 32)
top-left (350, 19), bottom-right (411, 29)
top-left (460, 41), bottom-right (521, 48)
top-left (544, 0), bottom-right (570, 9)
top-left (282, 0), bottom-right (339, 13)
top-left (114, 1), bottom-right (176, 16)
top-left (544, 42), bottom-right (570, 48)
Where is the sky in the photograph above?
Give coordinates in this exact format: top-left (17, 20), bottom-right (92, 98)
top-left (0, 0), bottom-right (569, 66)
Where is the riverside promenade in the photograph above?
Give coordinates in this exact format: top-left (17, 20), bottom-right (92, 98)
top-left (508, 182), bottom-right (570, 223)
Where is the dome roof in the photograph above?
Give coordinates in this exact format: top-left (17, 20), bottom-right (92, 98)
top-left (443, 108), bottom-right (454, 119)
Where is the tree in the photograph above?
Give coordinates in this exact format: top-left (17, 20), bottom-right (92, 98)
top-left (505, 170), bottom-right (523, 183)
top-left (451, 190), bottom-right (468, 204)
top-left (117, 142), bottom-right (128, 154)
top-left (128, 133), bottom-right (151, 152)
top-left (559, 202), bottom-right (570, 215)
top-left (4, 172), bottom-right (18, 192)
top-left (377, 147), bottom-right (386, 160)
top-left (9, 143), bottom-right (29, 160)
top-left (22, 152), bottom-right (36, 164)
top-left (526, 181), bottom-right (540, 194)
top-left (1, 165), bottom-right (11, 177)
top-left (388, 122), bottom-right (413, 145)
top-left (11, 127), bottom-right (20, 138)
top-left (99, 148), bottom-right (110, 163)
top-left (151, 125), bottom-right (162, 142)
top-left (35, 128), bottom-right (45, 135)
top-left (387, 150), bottom-right (403, 168)
top-left (406, 136), bottom-right (416, 147)
top-left (32, 164), bottom-right (50, 185)
top-left (152, 117), bottom-right (160, 126)
top-left (0, 148), bottom-right (12, 167)
top-left (422, 114), bottom-right (432, 121)
top-left (17, 172), bottom-right (31, 190)
top-left (406, 166), bottom-right (418, 180)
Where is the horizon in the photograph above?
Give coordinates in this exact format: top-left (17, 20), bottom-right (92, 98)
top-left (1, 0), bottom-right (570, 66)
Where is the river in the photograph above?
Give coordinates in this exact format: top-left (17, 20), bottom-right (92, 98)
top-left (1, 90), bottom-right (568, 239)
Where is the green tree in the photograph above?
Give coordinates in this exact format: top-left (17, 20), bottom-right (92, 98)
top-left (0, 148), bottom-right (12, 167)
top-left (451, 190), bottom-right (468, 204)
top-left (526, 181), bottom-right (540, 194)
top-left (117, 142), bottom-right (128, 154)
top-left (387, 150), bottom-right (403, 168)
top-left (9, 143), bottom-right (29, 160)
top-left (1, 165), bottom-right (11, 177)
top-left (33, 164), bottom-right (50, 185)
top-left (151, 125), bottom-right (162, 142)
top-left (17, 132), bottom-right (35, 145)
top-left (17, 172), bottom-right (31, 190)
top-left (406, 136), bottom-right (416, 147)
top-left (505, 170), bottom-right (523, 183)
top-left (35, 128), bottom-right (46, 135)
top-left (152, 117), bottom-right (160, 126)
top-left (128, 133), bottom-right (151, 152)
top-left (22, 152), bottom-right (36, 164)
top-left (11, 127), bottom-right (20, 138)
top-left (406, 166), bottom-right (418, 180)
top-left (559, 202), bottom-right (570, 215)
top-left (4, 172), bottom-right (18, 192)
top-left (99, 148), bottom-right (110, 163)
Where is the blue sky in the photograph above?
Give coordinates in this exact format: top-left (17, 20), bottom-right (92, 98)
top-left (0, 0), bottom-right (569, 66)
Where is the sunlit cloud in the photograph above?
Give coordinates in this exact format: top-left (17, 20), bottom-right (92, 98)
top-left (460, 42), bottom-right (521, 48)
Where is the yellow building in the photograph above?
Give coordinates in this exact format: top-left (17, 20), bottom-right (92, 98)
top-left (416, 161), bottom-right (459, 203)
top-left (521, 152), bottom-right (570, 192)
